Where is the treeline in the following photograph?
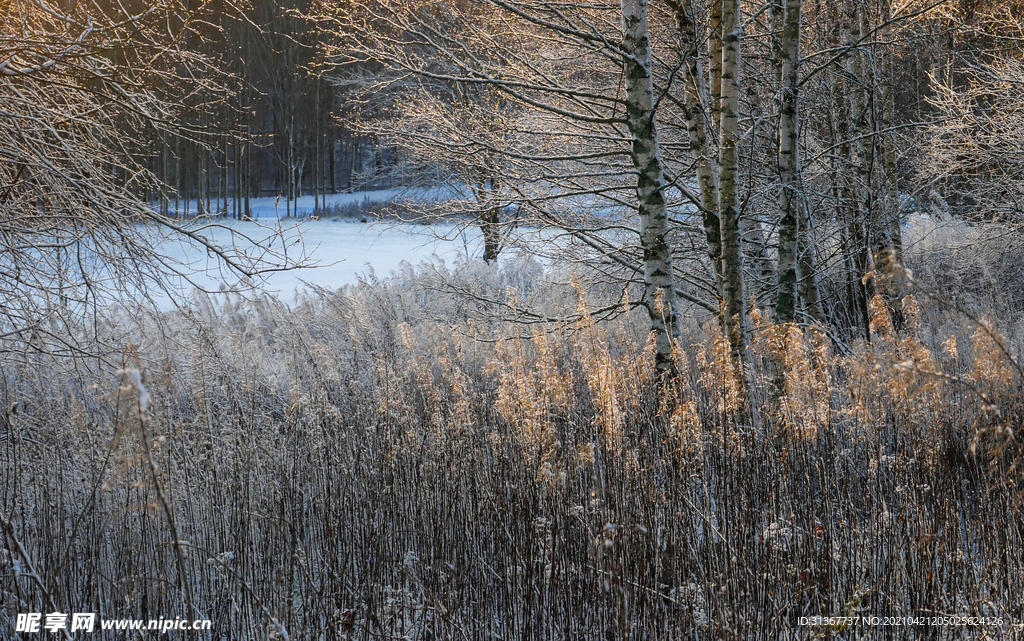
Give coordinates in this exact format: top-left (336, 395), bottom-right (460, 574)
top-left (137, 0), bottom-right (392, 220)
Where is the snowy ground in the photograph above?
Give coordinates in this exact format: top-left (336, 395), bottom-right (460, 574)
top-left (151, 195), bottom-right (966, 310)
top-left (146, 189), bottom-right (483, 308)
top-left (156, 217), bottom-right (483, 307)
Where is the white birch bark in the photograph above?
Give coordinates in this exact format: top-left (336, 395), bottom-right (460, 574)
top-left (621, 0), bottom-right (682, 373)
top-left (775, 0), bottom-right (801, 323)
top-left (717, 0), bottom-right (748, 366)
top-left (669, 0), bottom-right (723, 288)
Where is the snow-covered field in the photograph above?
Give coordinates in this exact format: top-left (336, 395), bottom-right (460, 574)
top-left (144, 197), bottom-right (977, 311)
top-left (157, 217), bottom-right (483, 306)
top-left (150, 190), bottom-right (482, 307)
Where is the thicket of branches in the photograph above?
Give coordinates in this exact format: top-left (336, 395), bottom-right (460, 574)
top-left (7, 0), bottom-right (1024, 362)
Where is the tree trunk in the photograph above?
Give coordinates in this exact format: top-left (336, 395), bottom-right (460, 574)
top-left (848, 0), bottom-right (874, 338)
top-left (798, 205), bottom-right (824, 322)
top-left (775, 0), bottom-right (801, 323)
top-left (878, 0), bottom-right (902, 263)
top-left (221, 139), bottom-right (228, 216)
top-left (875, 0), bottom-right (904, 327)
top-left (330, 132), bottom-right (338, 195)
top-left (315, 78), bottom-right (322, 213)
top-left (621, 0), bottom-right (682, 373)
top-left (161, 136), bottom-right (170, 217)
top-left (482, 206), bottom-right (501, 263)
top-left (287, 115), bottom-right (295, 218)
top-left (244, 124), bottom-right (252, 219)
top-left (670, 0), bottom-right (723, 290)
top-left (175, 134), bottom-right (183, 215)
top-left (718, 0), bottom-right (748, 368)
top-left (475, 175), bottom-right (502, 263)
top-left (828, 3), bottom-right (868, 338)
top-left (709, 0), bottom-right (723, 141)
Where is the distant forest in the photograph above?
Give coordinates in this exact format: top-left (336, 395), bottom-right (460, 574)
top-left (134, 0), bottom-right (393, 219)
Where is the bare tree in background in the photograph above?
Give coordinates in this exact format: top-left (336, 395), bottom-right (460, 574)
top-left (0, 0), bottom-right (301, 354)
top-left (926, 57), bottom-right (1024, 221)
top-left (332, 53), bottom-right (518, 263)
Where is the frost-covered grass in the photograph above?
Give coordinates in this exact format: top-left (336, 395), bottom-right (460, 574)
top-left (1, 257), bottom-right (1023, 639)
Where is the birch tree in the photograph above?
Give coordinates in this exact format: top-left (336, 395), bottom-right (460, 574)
top-left (621, 0), bottom-right (683, 370)
top-left (316, 0), bottom-right (961, 359)
top-left (667, 0), bottom-right (722, 288)
top-left (717, 0), bottom-right (748, 364)
top-left (774, 0), bottom-right (802, 323)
